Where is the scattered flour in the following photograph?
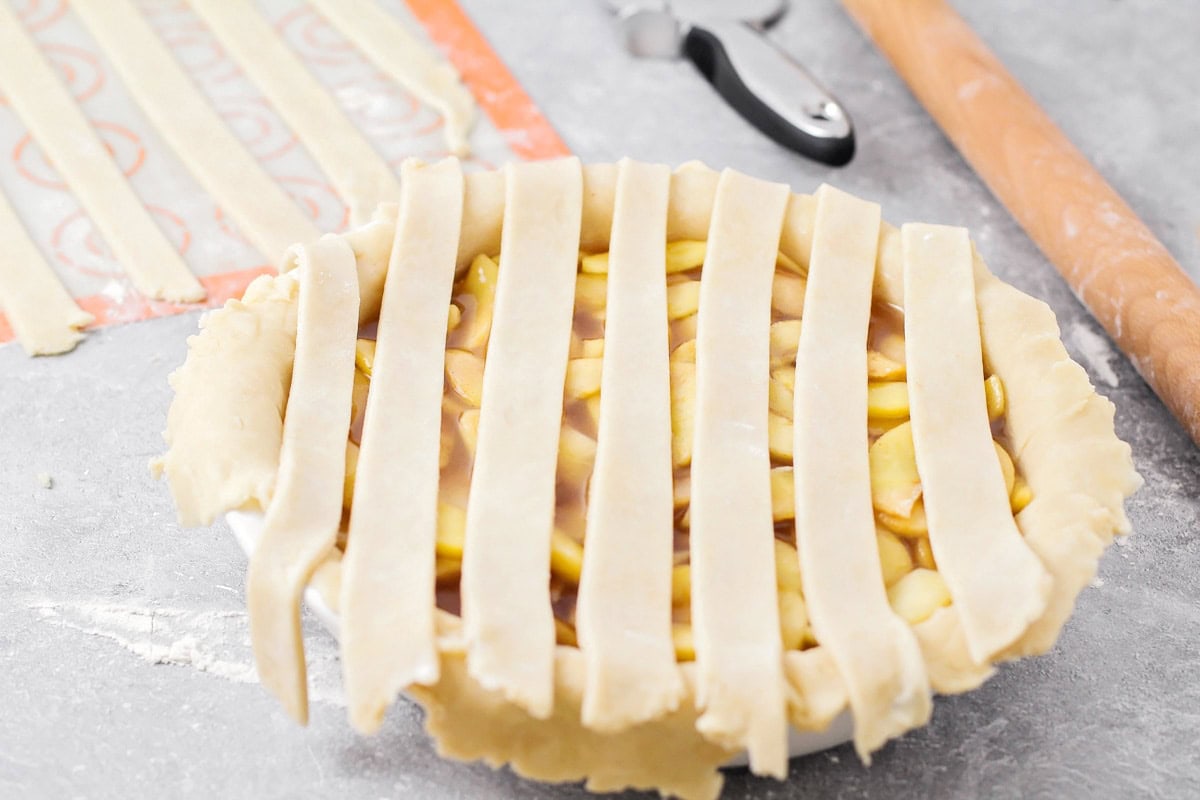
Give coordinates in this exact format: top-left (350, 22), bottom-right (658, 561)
top-left (28, 600), bottom-right (345, 706)
top-left (36, 472), bottom-right (53, 489)
top-left (1067, 321), bottom-right (1121, 388)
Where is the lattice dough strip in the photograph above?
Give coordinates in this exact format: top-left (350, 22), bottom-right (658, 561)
top-left (188, 0), bottom-right (402, 225)
top-left (576, 159), bottom-right (683, 732)
top-left (0, 1), bottom-right (203, 302)
top-left (71, 0), bottom-right (321, 264)
top-left (460, 158), bottom-right (583, 719)
top-left (791, 184), bottom-right (931, 760)
top-left (246, 236), bottom-right (360, 724)
top-left (901, 223), bottom-right (1051, 663)
top-left (340, 159), bottom-right (464, 733)
top-left (688, 168), bottom-right (790, 778)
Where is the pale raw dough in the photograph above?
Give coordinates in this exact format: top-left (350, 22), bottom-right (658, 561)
top-left (792, 185), bottom-right (931, 760)
top-left (154, 272), bottom-right (300, 526)
top-left (0, 2), bottom-right (203, 303)
top-left (246, 235), bottom-right (360, 724)
top-left (189, 0), bottom-right (401, 225)
top-left (71, 0), bottom-right (320, 265)
top-left (157, 160), bottom-right (1142, 799)
top-left (688, 169), bottom-right (789, 778)
top-left (460, 158), bottom-right (583, 719)
top-left (902, 224), bottom-right (1051, 663)
top-left (576, 159), bottom-right (683, 733)
top-left (0, 188), bottom-right (92, 355)
top-left (308, 0), bottom-right (476, 157)
top-left (340, 159), bottom-right (463, 733)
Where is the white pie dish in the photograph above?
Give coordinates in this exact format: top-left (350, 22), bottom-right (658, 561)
top-left (226, 509), bottom-right (855, 765)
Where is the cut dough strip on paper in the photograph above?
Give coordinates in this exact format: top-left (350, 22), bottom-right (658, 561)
top-left (71, 0), bottom-right (321, 264)
top-left (246, 235), bottom-right (360, 724)
top-left (792, 184), bottom-right (930, 760)
top-left (576, 159), bottom-right (683, 732)
top-left (189, 0), bottom-right (401, 225)
top-left (308, 0), bottom-right (476, 157)
top-left (461, 158), bottom-right (583, 719)
top-left (340, 159), bottom-right (463, 733)
top-left (901, 223), bottom-right (1051, 663)
top-left (688, 169), bottom-right (789, 778)
top-left (0, 2), bottom-right (203, 303)
top-left (0, 188), bottom-right (93, 356)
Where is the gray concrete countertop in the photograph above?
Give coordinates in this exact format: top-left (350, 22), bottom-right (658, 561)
top-left (2, 1), bottom-right (1198, 798)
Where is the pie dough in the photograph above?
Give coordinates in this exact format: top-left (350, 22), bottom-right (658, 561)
top-left (308, 0), bottom-right (476, 157)
top-left (0, 188), bottom-right (93, 356)
top-left (576, 159), bottom-right (683, 733)
top-left (792, 185), bottom-right (930, 759)
top-left (688, 169), bottom-right (789, 776)
top-left (71, 0), bottom-right (321, 264)
top-left (340, 159), bottom-right (463, 733)
top-left (158, 159), bottom-right (1141, 800)
top-left (461, 159), bottom-right (582, 718)
top-left (245, 235), bottom-right (360, 723)
top-left (902, 224), bottom-right (1051, 663)
top-left (189, 0), bottom-right (402, 226)
top-left (0, 1), bottom-right (203, 303)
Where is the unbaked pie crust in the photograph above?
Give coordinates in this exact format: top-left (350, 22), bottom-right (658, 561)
top-left (156, 158), bottom-right (1141, 800)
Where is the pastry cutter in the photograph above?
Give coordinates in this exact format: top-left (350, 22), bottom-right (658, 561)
top-left (605, 0), bottom-right (856, 166)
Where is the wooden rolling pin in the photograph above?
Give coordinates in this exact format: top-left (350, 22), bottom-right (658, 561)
top-left (842, 0), bottom-right (1200, 446)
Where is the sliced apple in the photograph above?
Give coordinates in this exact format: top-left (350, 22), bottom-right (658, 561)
top-left (985, 373), bottom-right (1006, 421)
top-left (580, 251), bottom-right (609, 274)
top-left (867, 350), bottom-right (906, 380)
top-left (343, 440), bottom-right (359, 511)
top-left (869, 421), bottom-right (922, 518)
top-left (666, 240), bottom-right (706, 273)
top-left (671, 338), bottom-right (696, 363)
top-left (672, 623), bottom-right (696, 661)
top-left (436, 503), bottom-right (467, 558)
top-left (670, 361), bottom-right (696, 468)
top-left (769, 376), bottom-right (794, 419)
top-left (667, 281), bottom-right (701, 320)
top-left (449, 253), bottom-right (498, 351)
top-left (550, 530), bottom-right (584, 584)
top-left (776, 249), bottom-right (805, 276)
top-left (565, 357), bottom-right (603, 399)
top-left (867, 381), bottom-right (910, 419)
top-left (778, 589), bottom-right (809, 650)
top-left (575, 274), bottom-right (608, 312)
top-left (768, 413), bottom-right (793, 462)
top-left (580, 338), bottom-right (605, 358)
top-left (458, 409), bottom-right (480, 458)
top-left (772, 272), bottom-right (806, 319)
top-left (887, 568), bottom-right (950, 624)
top-left (994, 440), bottom-right (1016, 497)
top-left (354, 338), bottom-right (376, 377)
top-left (445, 349), bottom-right (485, 407)
top-left (557, 425), bottom-right (597, 485)
top-left (771, 466), bottom-right (795, 521)
top-left (913, 536), bottom-right (937, 570)
top-left (774, 539), bottom-right (803, 594)
top-left (876, 528), bottom-right (912, 586)
top-left (769, 319), bottom-right (803, 366)
top-left (772, 365), bottom-right (795, 392)
top-left (877, 499), bottom-right (928, 538)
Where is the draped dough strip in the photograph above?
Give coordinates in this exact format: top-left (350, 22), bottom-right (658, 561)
top-left (576, 159), bottom-right (683, 733)
top-left (246, 235), bottom-right (360, 724)
top-left (188, 0), bottom-right (401, 225)
top-left (308, 0), bottom-right (476, 157)
top-left (688, 168), bottom-right (789, 778)
top-left (461, 158), bottom-right (583, 719)
top-left (792, 185), bottom-right (931, 760)
top-left (901, 224), bottom-right (1051, 663)
top-left (340, 158), bottom-right (463, 733)
top-left (0, 2), bottom-right (203, 303)
top-left (71, 0), bottom-right (320, 265)
top-left (0, 188), bottom-right (92, 355)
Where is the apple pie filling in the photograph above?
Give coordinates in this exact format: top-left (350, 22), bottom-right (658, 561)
top-left (341, 240), bottom-right (1032, 661)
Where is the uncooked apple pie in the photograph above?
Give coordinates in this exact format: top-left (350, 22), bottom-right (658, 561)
top-left (155, 158), bottom-right (1140, 800)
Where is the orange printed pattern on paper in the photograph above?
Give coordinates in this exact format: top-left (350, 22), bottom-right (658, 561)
top-left (0, 0), bottom-right (568, 348)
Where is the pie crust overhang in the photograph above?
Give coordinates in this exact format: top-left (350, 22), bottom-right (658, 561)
top-left (155, 158), bottom-right (1141, 800)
